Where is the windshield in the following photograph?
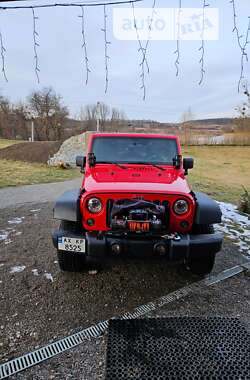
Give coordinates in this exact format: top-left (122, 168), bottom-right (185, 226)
top-left (91, 136), bottom-right (178, 165)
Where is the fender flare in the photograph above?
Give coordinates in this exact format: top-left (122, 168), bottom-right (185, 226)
top-left (53, 189), bottom-right (81, 222)
top-left (193, 192), bottom-right (222, 225)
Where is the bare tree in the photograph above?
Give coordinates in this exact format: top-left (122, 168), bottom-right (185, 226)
top-left (99, 102), bottom-right (110, 128)
top-left (111, 107), bottom-right (126, 122)
top-left (235, 83), bottom-right (250, 132)
top-left (80, 102), bottom-right (110, 131)
top-left (0, 95), bottom-right (12, 138)
top-left (12, 103), bottom-right (30, 140)
top-left (28, 87), bottom-right (68, 140)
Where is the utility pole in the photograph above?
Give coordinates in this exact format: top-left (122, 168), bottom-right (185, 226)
top-left (96, 101), bottom-right (101, 132)
top-left (31, 120), bottom-right (34, 142)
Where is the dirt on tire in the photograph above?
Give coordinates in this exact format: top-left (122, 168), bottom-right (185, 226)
top-left (0, 141), bottom-right (61, 164)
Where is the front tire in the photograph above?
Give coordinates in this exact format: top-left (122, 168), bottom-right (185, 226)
top-left (57, 221), bottom-right (85, 272)
top-left (186, 224), bottom-right (216, 276)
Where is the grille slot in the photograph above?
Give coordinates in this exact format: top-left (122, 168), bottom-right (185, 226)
top-left (106, 199), bottom-right (114, 227)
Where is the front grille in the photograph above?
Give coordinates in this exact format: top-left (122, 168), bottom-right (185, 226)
top-left (105, 317), bottom-right (250, 380)
top-left (107, 198), bottom-right (169, 231)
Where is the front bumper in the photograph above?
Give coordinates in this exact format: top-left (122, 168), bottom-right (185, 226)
top-left (52, 228), bottom-right (223, 261)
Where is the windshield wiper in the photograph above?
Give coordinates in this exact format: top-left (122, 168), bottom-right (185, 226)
top-left (96, 161), bottom-right (127, 169)
top-left (127, 162), bottom-right (165, 171)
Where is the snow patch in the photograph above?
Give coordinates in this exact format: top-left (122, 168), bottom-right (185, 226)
top-left (217, 202), bottom-right (250, 255)
top-left (44, 272), bottom-right (54, 282)
top-left (10, 265), bottom-right (26, 273)
top-left (32, 269), bottom-right (39, 276)
top-left (8, 217), bottom-right (25, 225)
top-left (0, 227), bottom-right (21, 244)
top-left (0, 231), bottom-right (9, 241)
top-left (30, 209), bottom-right (41, 213)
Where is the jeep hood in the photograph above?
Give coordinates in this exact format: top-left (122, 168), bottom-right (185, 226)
top-left (83, 165), bottom-right (191, 195)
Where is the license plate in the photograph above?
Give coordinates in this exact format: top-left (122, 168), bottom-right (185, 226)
top-left (58, 237), bottom-right (86, 253)
top-left (128, 221), bottom-right (150, 232)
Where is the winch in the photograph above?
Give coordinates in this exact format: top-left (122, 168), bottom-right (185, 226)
top-left (110, 199), bottom-right (166, 232)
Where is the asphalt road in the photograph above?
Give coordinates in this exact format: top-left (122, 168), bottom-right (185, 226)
top-left (0, 179), bottom-right (81, 209)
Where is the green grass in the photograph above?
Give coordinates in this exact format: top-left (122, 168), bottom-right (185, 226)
top-left (0, 160), bottom-right (81, 188)
top-left (183, 146), bottom-right (250, 203)
top-left (0, 138), bottom-right (25, 149)
top-left (0, 146), bottom-right (249, 204)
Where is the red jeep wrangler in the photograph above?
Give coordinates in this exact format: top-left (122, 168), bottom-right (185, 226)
top-left (52, 133), bottom-right (223, 275)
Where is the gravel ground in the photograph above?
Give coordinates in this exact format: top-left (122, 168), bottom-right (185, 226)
top-left (12, 270), bottom-right (250, 380)
top-left (0, 202), bottom-right (249, 379)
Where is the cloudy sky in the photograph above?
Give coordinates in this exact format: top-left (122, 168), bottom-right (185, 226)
top-left (0, 0), bottom-right (249, 122)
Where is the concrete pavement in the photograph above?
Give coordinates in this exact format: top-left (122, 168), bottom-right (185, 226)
top-left (0, 178), bottom-right (81, 209)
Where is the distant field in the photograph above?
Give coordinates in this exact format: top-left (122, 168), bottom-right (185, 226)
top-left (0, 139), bottom-right (25, 149)
top-left (0, 160), bottom-right (80, 188)
top-left (184, 146), bottom-right (250, 203)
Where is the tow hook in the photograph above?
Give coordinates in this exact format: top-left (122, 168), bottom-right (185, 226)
top-left (161, 233), bottom-right (181, 241)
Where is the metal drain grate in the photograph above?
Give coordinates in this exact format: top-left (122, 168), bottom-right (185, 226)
top-left (0, 320), bottom-right (109, 379)
top-left (105, 317), bottom-right (250, 380)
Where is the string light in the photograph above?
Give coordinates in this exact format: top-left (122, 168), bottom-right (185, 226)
top-left (0, 0), bottom-right (143, 11)
top-left (198, 0), bottom-right (209, 86)
top-left (131, 0), bottom-right (156, 100)
top-left (0, 0), bottom-right (248, 96)
top-left (31, 7), bottom-right (40, 83)
top-left (0, 28), bottom-right (7, 82)
top-left (230, 0), bottom-right (250, 92)
top-left (79, 5), bottom-right (91, 85)
top-left (174, 0), bottom-right (181, 77)
top-left (101, 4), bottom-right (111, 93)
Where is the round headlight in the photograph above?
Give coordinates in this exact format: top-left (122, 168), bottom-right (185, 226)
top-left (87, 198), bottom-right (102, 214)
top-left (173, 199), bottom-right (189, 215)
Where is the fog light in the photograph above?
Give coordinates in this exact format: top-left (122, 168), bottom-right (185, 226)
top-left (154, 243), bottom-right (166, 256)
top-left (111, 243), bottom-right (122, 255)
top-left (87, 218), bottom-right (95, 226)
top-left (180, 220), bottom-right (189, 229)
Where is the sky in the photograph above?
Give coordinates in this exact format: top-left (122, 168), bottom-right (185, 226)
top-left (0, 0), bottom-right (249, 122)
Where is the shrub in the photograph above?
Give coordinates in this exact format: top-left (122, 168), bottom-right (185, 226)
top-left (238, 186), bottom-right (250, 215)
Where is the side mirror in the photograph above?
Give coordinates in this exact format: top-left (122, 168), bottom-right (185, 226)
top-left (76, 155), bottom-right (86, 173)
top-left (183, 157), bottom-right (194, 175)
